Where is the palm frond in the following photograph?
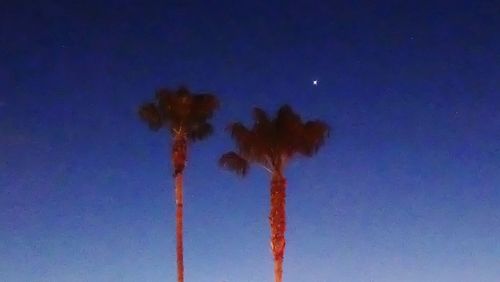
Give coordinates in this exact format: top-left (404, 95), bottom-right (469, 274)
top-left (253, 107), bottom-right (271, 125)
top-left (300, 120), bottom-right (330, 156)
top-left (176, 85), bottom-right (191, 97)
top-left (155, 88), bottom-right (178, 126)
top-left (276, 105), bottom-right (302, 124)
top-left (252, 107), bottom-right (274, 149)
top-left (274, 105), bottom-right (303, 156)
top-left (228, 122), bottom-right (253, 150)
top-left (187, 122), bottom-right (214, 142)
top-left (191, 93), bottom-right (220, 120)
top-left (138, 103), bottom-right (162, 131)
top-left (219, 151), bottom-right (249, 176)
top-left (227, 122), bottom-right (264, 162)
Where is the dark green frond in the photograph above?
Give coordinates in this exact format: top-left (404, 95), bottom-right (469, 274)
top-left (227, 121), bottom-right (273, 167)
top-left (228, 122), bottom-right (254, 153)
top-left (219, 151), bottom-right (249, 176)
top-left (228, 122), bottom-right (252, 142)
top-left (155, 88), bottom-right (179, 126)
top-left (252, 107), bottom-right (274, 146)
top-left (274, 105), bottom-right (303, 156)
top-left (176, 85), bottom-right (191, 97)
top-left (187, 122), bottom-right (214, 142)
top-left (275, 105), bottom-right (303, 131)
top-left (191, 93), bottom-right (219, 120)
top-left (300, 120), bottom-right (330, 156)
top-left (155, 87), bottom-right (173, 99)
top-left (138, 103), bottom-right (162, 131)
top-left (253, 107), bottom-right (271, 125)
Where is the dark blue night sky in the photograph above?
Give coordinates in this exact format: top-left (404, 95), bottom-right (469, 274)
top-left (1, 1), bottom-right (499, 281)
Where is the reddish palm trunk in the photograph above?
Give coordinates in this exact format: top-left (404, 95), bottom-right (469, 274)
top-left (270, 173), bottom-right (287, 282)
top-left (172, 135), bottom-right (187, 282)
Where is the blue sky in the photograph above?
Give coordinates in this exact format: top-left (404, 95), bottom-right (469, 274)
top-left (1, 1), bottom-right (499, 281)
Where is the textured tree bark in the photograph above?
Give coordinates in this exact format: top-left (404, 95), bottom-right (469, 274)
top-left (172, 135), bottom-right (187, 282)
top-left (270, 173), bottom-right (286, 282)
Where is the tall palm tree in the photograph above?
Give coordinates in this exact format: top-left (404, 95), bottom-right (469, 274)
top-left (219, 105), bottom-right (329, 282)
top-left (138, 86), bottom-right (219, 282)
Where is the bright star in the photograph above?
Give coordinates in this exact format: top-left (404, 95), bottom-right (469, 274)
top-left (313, 80), bottom-right (318, 86)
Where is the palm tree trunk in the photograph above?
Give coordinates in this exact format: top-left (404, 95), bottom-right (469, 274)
top-left (172, 135), bottom-right (187, 282)
top-left (270, 172), bottom-right (286, 282)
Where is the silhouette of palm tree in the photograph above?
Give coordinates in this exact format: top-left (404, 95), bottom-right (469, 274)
top-left (139, 86), bottom-right (219, 282)
top-left (219, 105), bottom-right (329, 282)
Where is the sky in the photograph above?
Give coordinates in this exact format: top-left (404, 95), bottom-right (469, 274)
top-left (1, 1), bottom-right (499, 281)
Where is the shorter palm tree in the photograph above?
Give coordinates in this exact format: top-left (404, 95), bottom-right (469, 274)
top-left (219, 105), bottom-right (330, 282)
top-left (138, 86), bottom-right (219, 282)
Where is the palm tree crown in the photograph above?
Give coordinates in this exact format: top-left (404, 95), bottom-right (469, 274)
top-left (219, 105), bottom-right (330, 175)
top-left (138, 86), bottom-right (219, 141)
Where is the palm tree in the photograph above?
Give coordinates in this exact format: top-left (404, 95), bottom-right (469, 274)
top-left (219, 105), bottom-right (329, 282)
top-left (138, 86), bottom-right (219, 282)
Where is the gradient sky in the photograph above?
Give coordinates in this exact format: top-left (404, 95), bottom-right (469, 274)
top-left (1, 1), bottom-right (499, 281)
